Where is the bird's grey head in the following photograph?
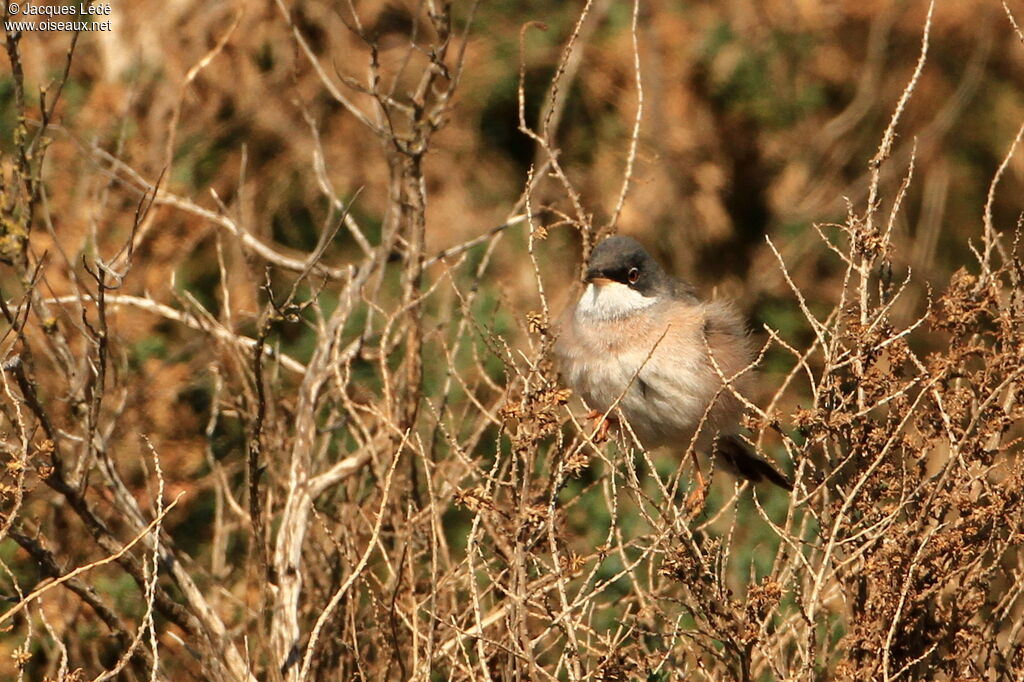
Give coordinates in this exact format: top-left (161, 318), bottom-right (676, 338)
top-left (585, 236), bottom-right (672, 298)
top-left (575, 236), bottom-right (683, 321)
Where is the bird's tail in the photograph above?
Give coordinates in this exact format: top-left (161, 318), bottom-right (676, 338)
top-left (714, 434), bottom-right (792, 491)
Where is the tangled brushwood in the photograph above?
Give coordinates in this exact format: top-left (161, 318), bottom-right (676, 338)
top-left (1, 1), bottom-right (1023, 680)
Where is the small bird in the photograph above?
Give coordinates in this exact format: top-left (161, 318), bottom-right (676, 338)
top-left (554, 235), bottom-right (791, 496)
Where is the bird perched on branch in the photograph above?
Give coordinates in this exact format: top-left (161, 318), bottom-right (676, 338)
top-left (554, 235), bottom-right (791, 500)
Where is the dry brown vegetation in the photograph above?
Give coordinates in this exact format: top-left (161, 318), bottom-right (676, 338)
top-left (2, 0), bottom-right (1024, 680)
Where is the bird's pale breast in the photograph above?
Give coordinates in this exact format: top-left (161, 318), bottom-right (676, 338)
top-left (555, 299), bottom-right (751, 449)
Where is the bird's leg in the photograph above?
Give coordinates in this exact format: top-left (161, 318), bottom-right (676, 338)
top-left (585, 409), bottom-right (616, 443)
top-left (685, 449), bottom-right (708, 516)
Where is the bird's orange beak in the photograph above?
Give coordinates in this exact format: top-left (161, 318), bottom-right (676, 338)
top-left (587, 276), bottom-right (613, 287)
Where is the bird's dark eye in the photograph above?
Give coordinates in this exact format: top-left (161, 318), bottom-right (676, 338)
top-left (627, 267), bottom-right (640, 284)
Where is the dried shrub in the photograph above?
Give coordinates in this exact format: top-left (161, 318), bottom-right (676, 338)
top-left (1, 1), bottom-right (1023, 681)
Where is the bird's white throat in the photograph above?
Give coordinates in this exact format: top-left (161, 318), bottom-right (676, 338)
top-left (575, 281), bottom-right (657, 320)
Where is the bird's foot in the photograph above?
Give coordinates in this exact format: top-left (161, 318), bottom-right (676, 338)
top-left (585, 409), bottom-right (616, 443)
top-left (685, 451), bottom-right (708, 518)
